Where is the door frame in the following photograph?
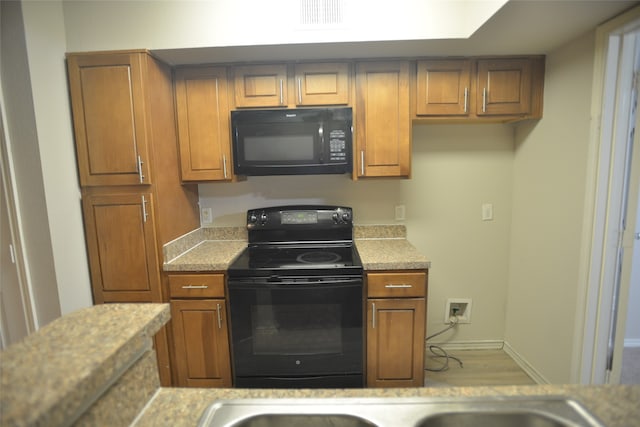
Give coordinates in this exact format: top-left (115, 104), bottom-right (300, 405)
top-left (0, 92), bottom-right (36, 347)
top-left (576, 6), bottom-right (640, 384)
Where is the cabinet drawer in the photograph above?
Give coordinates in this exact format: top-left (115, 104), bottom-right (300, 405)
top-left (168, 274), bottom-right (225, 298)
top-left (367, 272), bottom-right (426, 298)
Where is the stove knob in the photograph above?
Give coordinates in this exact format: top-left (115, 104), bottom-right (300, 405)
top-left (332, 212), bottom-right (340, 223)
top-left (260, 213), bottom-right (268, 225)
top-left (341, 212), bottom-right (351, 223)
top-left (249, 213), bottom-right (258, 224)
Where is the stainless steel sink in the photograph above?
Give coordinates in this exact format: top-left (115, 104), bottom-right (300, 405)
top-left (197, 396), bottom-right (604, 427)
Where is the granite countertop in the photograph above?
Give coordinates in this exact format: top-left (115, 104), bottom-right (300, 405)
top-left (133, 384), bottom-right (640, 427)
top-left (0, 303), bottom-right (170, 427)
top-left (164, 240), bottom-right (247, 272)
top-left (355, 238), bottom-right (430, 270)
top-left (163, 225), bottom-right (431, 272)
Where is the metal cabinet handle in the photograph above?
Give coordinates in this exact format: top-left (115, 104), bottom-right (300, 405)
top-left (279, 79), bottom-right (284, 105)
top-left (181, 285), bottom-right (208, 289)
top-left (463, 87), bottom-right (469, 113)
top-left (482, 87), bottom-right (487, 113)
top-left (385, 284), bottom-right (412, 288)
top-left (141, 195), bottom-right (148, 222)
top-left (222, 154), bottom-right (228, 179)
top-left (137, 155), bottom-right (145, 183)
top-left (372, 302), bottom-right (376, 329)
top-left (297, 77), bottom-right (303, 104)
top-left (360, 151), bottom-right (365, 176)
top-left (216, 303), bottom-right (222, 329)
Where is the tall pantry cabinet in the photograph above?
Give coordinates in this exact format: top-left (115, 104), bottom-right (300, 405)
top-left (66, 50), bottom-right (200, 385)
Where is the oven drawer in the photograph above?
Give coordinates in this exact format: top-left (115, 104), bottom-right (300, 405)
top-left (367, 272), bottom-right (426, 298)
top-left (168, 274), bottom-right (225, 298)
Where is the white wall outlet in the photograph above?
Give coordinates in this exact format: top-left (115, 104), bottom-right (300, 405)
top-left (201, 207), bottom-right (213, 225)
top-left (395, 204), bottom-right (406, 221)
top-left (444, 298), bottom-right (473, 324)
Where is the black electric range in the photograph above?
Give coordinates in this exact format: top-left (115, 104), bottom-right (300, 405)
top-left (226, 205), bottom-right (364, 388)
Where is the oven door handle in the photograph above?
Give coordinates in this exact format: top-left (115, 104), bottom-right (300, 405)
top-left (229, 277), bottom-right (362, 288)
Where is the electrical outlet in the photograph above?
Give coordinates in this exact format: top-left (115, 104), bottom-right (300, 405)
top-left (395, 205), bottom-right (406, 221)
top-left (444, 298), bottom-right (472, 324)
top-left (201, 207), bottom-right (213, 225)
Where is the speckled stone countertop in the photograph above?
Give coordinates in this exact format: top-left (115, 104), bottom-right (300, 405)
top-left (356, 239), bottom-right (430, 270)
top-left (0, 303), bottom-right (170, 427)
top-left (163, 225), bottom-right (430, 271)
top-left (133, 384), bottom-right (640, 427)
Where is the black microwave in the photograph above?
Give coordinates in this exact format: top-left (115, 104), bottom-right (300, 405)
top-left (231, 107), bottom-right (352, 176)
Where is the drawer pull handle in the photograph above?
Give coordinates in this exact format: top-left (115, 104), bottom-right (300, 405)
top-left (181, 285), bottom-right (209, 289)
top-left (385, 284), bottom-right (412, 288)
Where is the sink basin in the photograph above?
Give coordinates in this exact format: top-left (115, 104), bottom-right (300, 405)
top-left (197, 396), bottom-right (603, 427)
top-left (417, 411), bottom-right (572, 427)
top-left (229, 414), bottom-right (376, 427)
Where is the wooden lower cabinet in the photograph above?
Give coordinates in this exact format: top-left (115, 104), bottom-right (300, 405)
top-left (170, 299), bottom-right (232, 387)
top-left (366, 271), bottom-right (427, 388)
top-left (82, 191), bottom-right (162, 303)
top-left (168, 273), bottom-right (232, 387)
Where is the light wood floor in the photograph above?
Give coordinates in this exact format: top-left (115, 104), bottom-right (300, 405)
top-left (424, 349), bottom-right (536, 387)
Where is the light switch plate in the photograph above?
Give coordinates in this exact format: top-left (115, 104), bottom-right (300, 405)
top-left (482, 203), bottom-right (493, 221)
top-left (395, 205), bottom-right (406, 221)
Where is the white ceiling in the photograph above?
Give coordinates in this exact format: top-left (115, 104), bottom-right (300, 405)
top-left (153, 0), bottom-right (638, 64)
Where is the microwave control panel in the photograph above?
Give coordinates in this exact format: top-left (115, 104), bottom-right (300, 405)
top-left (328, 129), bottom-right (347, 163)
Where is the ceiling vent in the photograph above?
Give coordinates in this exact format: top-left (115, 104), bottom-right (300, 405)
top-left (298, 0), bottom-right (345, 28)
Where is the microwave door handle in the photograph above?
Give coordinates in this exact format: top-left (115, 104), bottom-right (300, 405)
top-left (279, 79), bottom-right (284, 105)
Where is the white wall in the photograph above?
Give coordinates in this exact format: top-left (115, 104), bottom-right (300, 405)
top-left (20, 1), bottom-right (93, 315)
top-left (61, 0), bottom-right (503, 52)
top-left (198, 124), bottom-right (515, 342)
top-left (505, 31), bottom-right (596, 383)
top-left (1, 1), bottom-right (62, 326)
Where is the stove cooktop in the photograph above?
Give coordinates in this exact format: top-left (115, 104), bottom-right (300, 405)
top-left (227, 244), bottom-right (363, 278)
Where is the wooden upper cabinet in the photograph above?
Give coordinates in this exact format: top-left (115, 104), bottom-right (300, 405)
top-left (415, 56), bottom-right (544, 121)
top-left (67, 52), bottom-right (151, 186)
top-left (356, 61), bottom-right (411, 178)
top-left (476, 58), bottom-right (533, 116)
top-left (174, 66), bottom-right (233, 181)
top-left (294, 62), bottom-right (350, 106)
top-left (416, 59), bottom-right (471, 116)
top-left (82, 192), bottom-right (161, 303)
top-left (233, 64), bottom-right (288, 108)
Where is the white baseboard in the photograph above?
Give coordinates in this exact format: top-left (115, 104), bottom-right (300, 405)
top-left (624, 338), bottom-right (640, 348)
top-left (503, 341), bottom-right (549, 385)
top-left (426, 340), bottom-right (504, 351)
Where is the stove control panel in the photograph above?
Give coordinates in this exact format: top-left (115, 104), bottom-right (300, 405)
top-left (246, 206), bottom-right (353, 230)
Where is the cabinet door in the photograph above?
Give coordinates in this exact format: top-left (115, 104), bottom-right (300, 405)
top-left (174, 67), bottom-right (233, 181)
top-left (416, 59), bottom-right (471, 116)
top-left (367, 298), bottom-right (425, 387)
top-left (170, 299), bottom-right (232, 387)
top-left (67, 52), bottom-right (151, 186)
top-left (82, 192), bottom-right (161, 303)
top-left (476, 58), bottom-right (532, 116)
top-left (294, 62), bottom-right (350, 106)
top-left (356, 61), bottom-right (411, 178)
top-left (233, 64), bottom-right (288, 107)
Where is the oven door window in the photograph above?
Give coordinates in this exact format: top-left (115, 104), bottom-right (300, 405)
top-left (228, 280), bottom-right (363, 377)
